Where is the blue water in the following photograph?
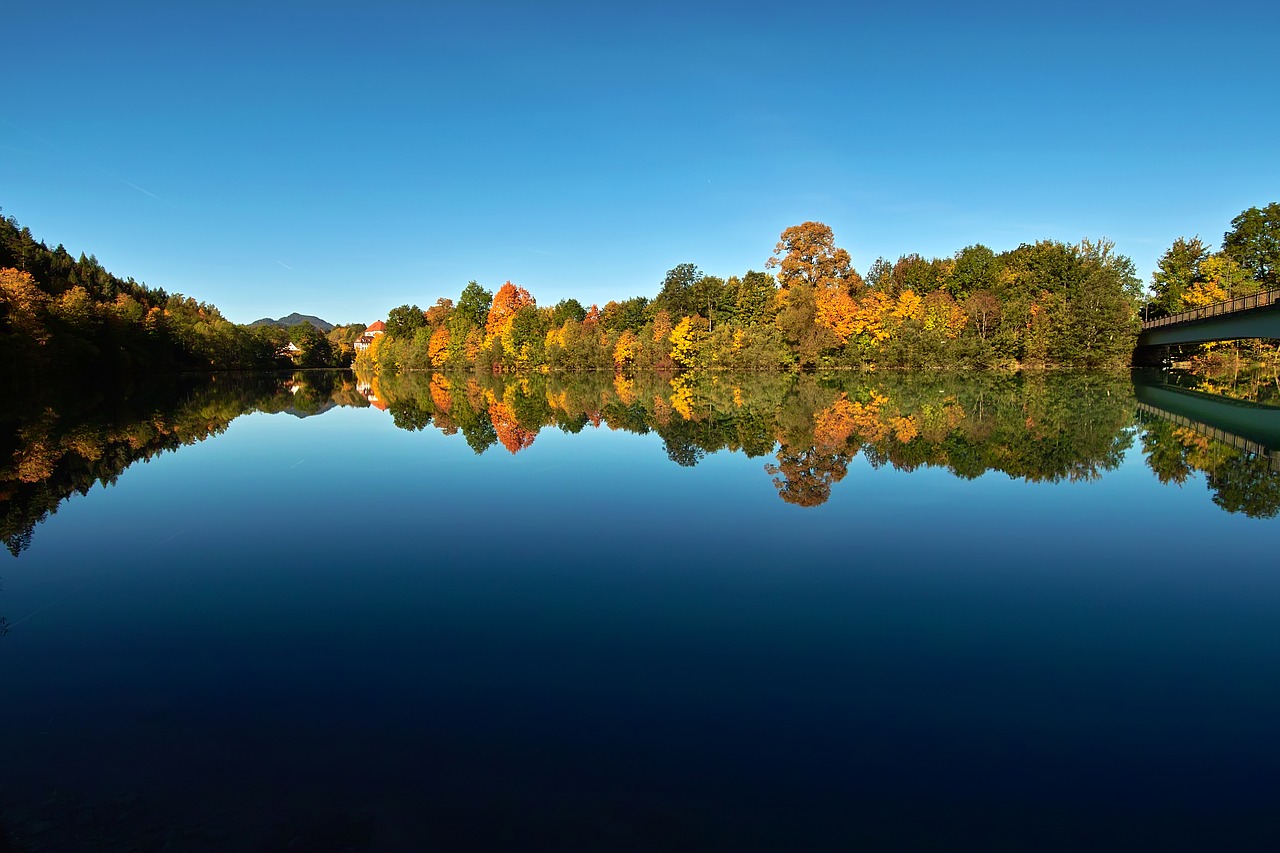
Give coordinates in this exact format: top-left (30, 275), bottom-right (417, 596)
top-left (1, 373), bottom-right (1278, 849)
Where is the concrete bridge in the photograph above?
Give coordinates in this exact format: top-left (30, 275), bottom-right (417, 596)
top-left (1132, 378), bottom-right (1280, 473)
top-left (1138, 288), bottom-right (1280, 347)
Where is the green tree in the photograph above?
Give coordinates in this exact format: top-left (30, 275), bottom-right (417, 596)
top-left (385, 304), bottom-right (427, 339)
top-left (948, 245), bottom-right (998, 300)
top-left (551, 297), bottom-right (588, 326)
top-left (654, 263), bottom-right (703, 317)
top-left (1223, 202), bottom-right (1280, 287)
top-left (599, 296), bottom-right (649, 332)
top-left (733, 270), bottom-right (778, 326)
top-left (456, 280), bottom-right (493, 329)
top-left (1150, 236), bottom-right (1210, 315)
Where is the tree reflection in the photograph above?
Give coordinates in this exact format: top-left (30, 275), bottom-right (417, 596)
top-left (5, 370), bottom-right (1279, 560)
top-left (766, 447), bottom-right (851, 507)
top-left (1137, 414), bottom-right (1280, 519)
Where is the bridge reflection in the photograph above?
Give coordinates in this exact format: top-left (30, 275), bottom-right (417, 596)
top-left (1133, 378), bottom-right (1280, 473)
top-left (1132, 375), bottom-right (1280, 516)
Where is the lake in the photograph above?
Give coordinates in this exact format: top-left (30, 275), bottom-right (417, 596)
top-left (2, 369), bottom-right (1278, 850)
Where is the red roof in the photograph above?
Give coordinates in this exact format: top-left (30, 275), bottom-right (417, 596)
top-left (367, 320), bottom-right (386, 332)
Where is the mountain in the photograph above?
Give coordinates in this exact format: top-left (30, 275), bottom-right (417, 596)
top-left (249, 313), bottom-right (335, 333)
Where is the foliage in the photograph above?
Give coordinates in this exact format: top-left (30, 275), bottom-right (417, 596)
top-left (1223, 202), bottom-right (1280, 287)
top-left (386, 304), bottom-right (428, 339)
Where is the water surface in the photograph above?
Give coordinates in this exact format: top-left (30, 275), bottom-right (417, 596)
top-left (1, 370), bottom-right (1277, 850)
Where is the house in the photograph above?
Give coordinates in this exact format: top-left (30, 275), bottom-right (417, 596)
top-left (354, 320), bottom-right (386, 353)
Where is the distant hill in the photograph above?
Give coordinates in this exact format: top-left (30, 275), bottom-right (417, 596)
top-left (249, 313), bottom-right (335, 333)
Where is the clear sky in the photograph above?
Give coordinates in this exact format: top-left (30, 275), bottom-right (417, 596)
top-left (3, 1), bottom-right (1277, 325)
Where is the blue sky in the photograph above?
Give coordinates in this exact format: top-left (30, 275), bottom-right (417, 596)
top-left (3, 1), bottom-right (1276, 325)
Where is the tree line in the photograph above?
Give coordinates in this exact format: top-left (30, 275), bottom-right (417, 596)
top-left (7, 205), bottom-right (1276, 382)
top-left (359, 221), bottom-right (1147, 374)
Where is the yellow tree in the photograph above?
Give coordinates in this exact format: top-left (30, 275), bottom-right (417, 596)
top-left (0, 267), bottom-right (51, 345)
top-left (815, 286), bottom-right (860, 343)
top-left (1195, 254), bottom-right (1259, 303)
top-left (613, 329), bottom-right (639, 371)
top-left (669, 315), bottom-right (707, 368)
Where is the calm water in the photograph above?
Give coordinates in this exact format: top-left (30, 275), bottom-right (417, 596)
top-left (2, 370), bottom-right (1278, 850)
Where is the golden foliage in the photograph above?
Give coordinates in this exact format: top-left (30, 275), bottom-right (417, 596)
top-left (613, 329), bottom-right (639, 370)
top-left (0, 267), bottom-right (51, 344)
top-left (427, 327), bottom-right (451, 365)
top-left (814, 285), bottom-right (860, 342)
top-left (922, 291), bottom-right (968, 338)
top-left (669, 316), bottom-right (705, 368)
top-left (889, 416), bottom-right (919, 444)
top-left (1183, 278), bottom-right (1228, 308)
top-left (892, 290), bottom-right (924, 321)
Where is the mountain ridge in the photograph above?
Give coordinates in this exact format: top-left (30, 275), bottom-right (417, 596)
top-left (249, 313), bottom-right (335, 332)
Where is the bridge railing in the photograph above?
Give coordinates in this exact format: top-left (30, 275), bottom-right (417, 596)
top-left (1142, 288), bottom-right (1280, 330)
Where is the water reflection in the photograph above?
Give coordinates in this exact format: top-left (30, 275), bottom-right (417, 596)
top-left (362, 370), bottom-right (1140, 506)
top-left (1134, 377), bottom-right (1280, 518)
top-left (4, 370), bottom-right (1280, 562)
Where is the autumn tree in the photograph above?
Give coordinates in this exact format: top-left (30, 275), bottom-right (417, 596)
top-left (1197, 253), bottom-right (1260, 301)
top-left (425, 298), bottom-right (454, 327)
top-left (768, 222), bottom-right (862, 363)
top-left (613, 329), bottom-right (639, 371)
top-left (486, 282), bottom-right (535, 340)
top-left (768, 222), bottom-right (861, 293)
top-left (669, 315), bottom-right (707, 368)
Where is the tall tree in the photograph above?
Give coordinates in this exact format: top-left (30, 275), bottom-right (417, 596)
top-left (655, 263), bottom-right (703, 317)
top-left (768, 222), bottom-right (861, 363)
top-left (767, 221), bottom-right (861, 293)
top-left (1223, 202), bottom-right (1280, 287)
top-left (1150, 237), bottom-right (1210, 315)
top-left (486, 281), bottom-right (535, 340)
top-left (385, 304), bottom-right (427, 339)
top-left (455, 281), bottom-right (493, 330)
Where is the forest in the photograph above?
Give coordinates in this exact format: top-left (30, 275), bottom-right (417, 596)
top-left (0, 213), bottom-right (359, 387)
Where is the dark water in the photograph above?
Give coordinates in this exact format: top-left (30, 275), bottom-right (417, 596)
top-left (2, 370), bottom-right (1278, 850)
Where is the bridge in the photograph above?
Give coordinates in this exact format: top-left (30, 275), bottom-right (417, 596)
top-left (1138, 288), bottom-right (1280, 347)
top-left (1132, 378), bottom-right (1280, 474)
